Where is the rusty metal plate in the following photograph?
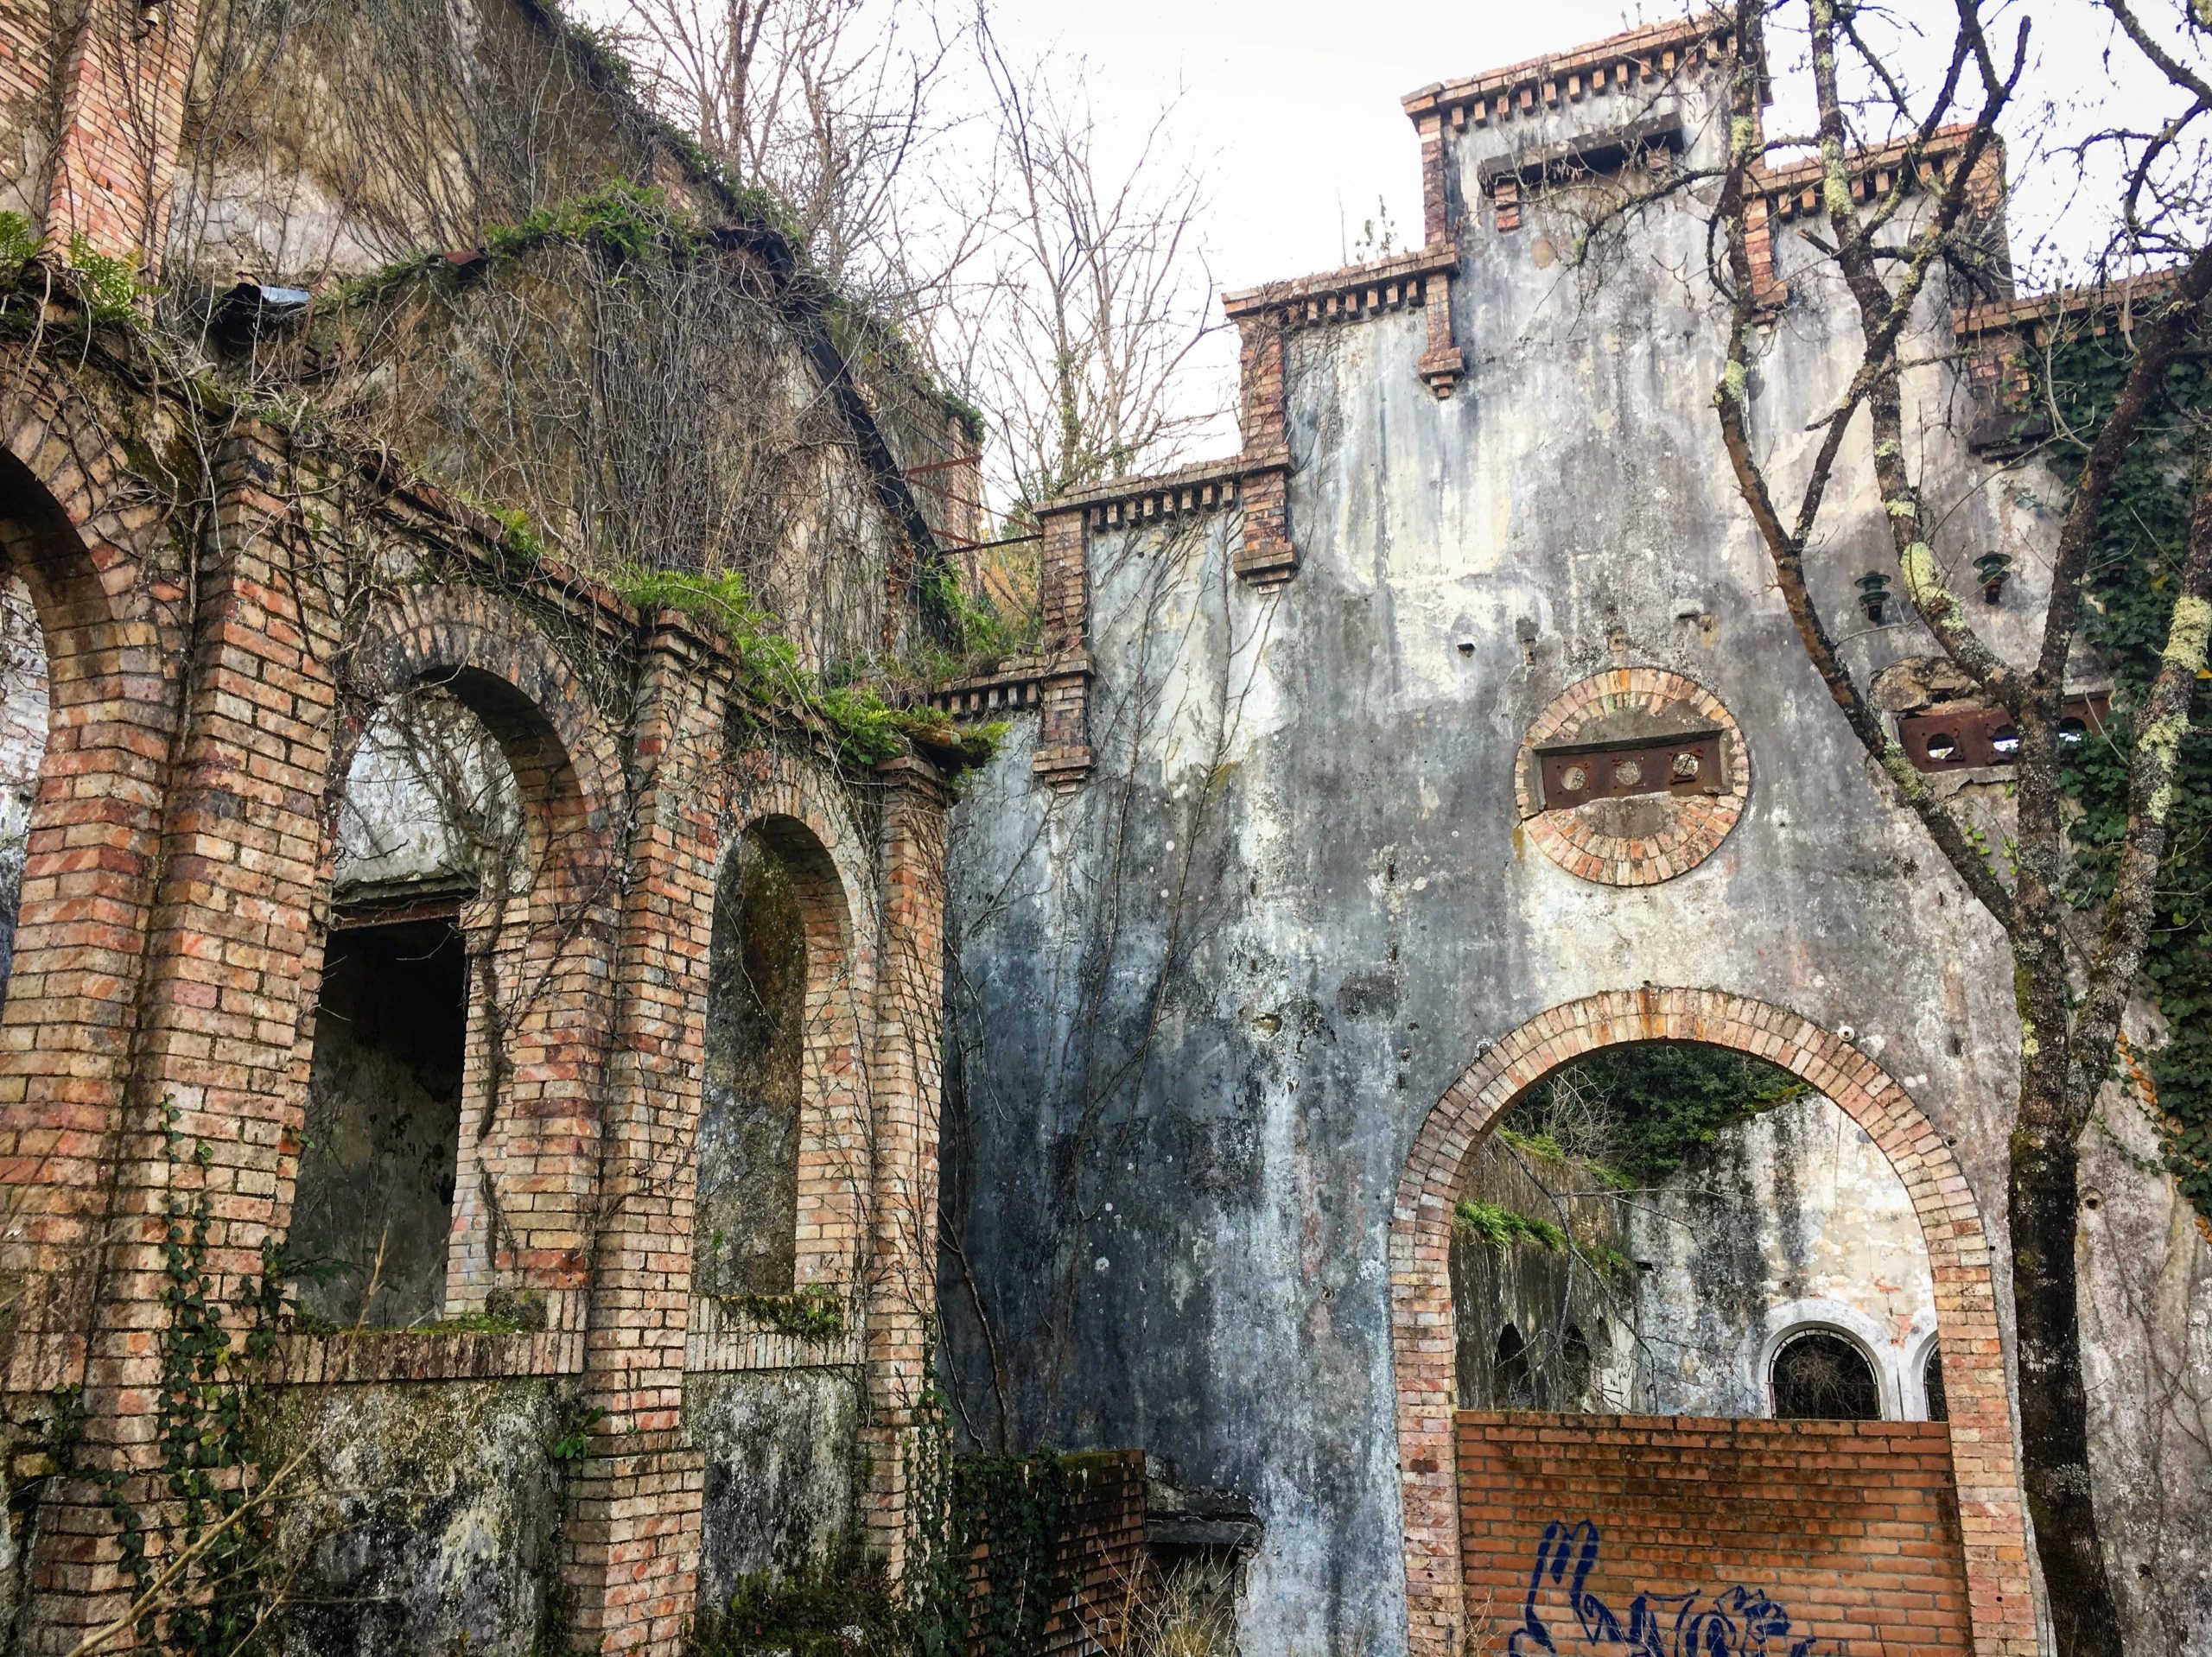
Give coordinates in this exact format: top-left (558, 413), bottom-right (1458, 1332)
top-left (1537, 733), bottom-right (1727, 809)
top-left (1897, 695), bottom-right (2111, 772)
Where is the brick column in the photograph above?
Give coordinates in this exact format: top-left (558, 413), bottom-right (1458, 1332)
top-left (27, 421), bottom-right (338, 1650)
top-left (1032, 508), bottom-right (1093, 789)
top-left (45, 0), bottom-right (203, 270)
top-left (860, 754), bottom-right (950, 1571)
top-left (561, 623), bottom-right (715, 1656)
top-left (1412, 111), bottom-right (1465, 397)
top-left (0, 376), bottom-right (182, 1386)
top-left (1232, 315), bottom-right (1297, 585)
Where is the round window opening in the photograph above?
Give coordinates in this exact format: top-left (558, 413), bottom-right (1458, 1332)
top-left (1771, 1328), bottom-right (1883, 1421)
top-left (1515, 669), bottom-right (1749, 886)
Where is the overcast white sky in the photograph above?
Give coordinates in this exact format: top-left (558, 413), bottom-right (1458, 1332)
top-left (960, 0), bottom-right (2183, 456)
top-left (979, 0), bottom-right (2151, 290)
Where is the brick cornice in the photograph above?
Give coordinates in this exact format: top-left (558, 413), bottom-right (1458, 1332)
top-left (1222, 242), bottom-right (1460, 321)
top-left (1952, 267), bottom-right (2181, 344)
top-left (1402, 13), bottom-right (1737, 130)
top-left (1755, 123), bottom-right (1984, 222)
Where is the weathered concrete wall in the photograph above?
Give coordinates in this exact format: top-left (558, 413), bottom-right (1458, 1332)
top-left (685, 1367), bottom-right (862, 1612)
top-left (258, 1378), bottom-right (572, 1657)
top-left (942, 54), bottom-right (2054, 1656)
top-left (1629, 1090), bottom-right (1937, 1419)
top-left (1447, 1139), bottom-right (1633, 1412)
top-left (1446, 1090), bottom-right (1937, 1424)
top-left (2078, 1036), bottom-right (2212, 1657)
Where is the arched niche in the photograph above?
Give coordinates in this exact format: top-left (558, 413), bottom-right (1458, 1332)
top-left (694, 813), bottom-right (861, 1305)
top-left (302, 586), bottom-right (627, 1331)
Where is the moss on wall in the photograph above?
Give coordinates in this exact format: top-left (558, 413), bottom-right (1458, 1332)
top-left (253, 1378), bottom-right (573, 1656)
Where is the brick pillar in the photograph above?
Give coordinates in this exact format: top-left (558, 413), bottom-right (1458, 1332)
top-left (0, 389), bottom-right (181, 1387)
top-left (561, 625), bottom-right (715, 1656)
top-left (26, 421), bottom-right (337, 1649)
top-left (1032, 508), bottom-right (1093, 789)
top-left (1233, 315), bottom-right (1297, 584)
top-left (860, 755), bottom-right (950, 1571)
top-left (46, 0), bottom-right (202, 270)
top-left (1412, 111), bottom-right (1465, 397)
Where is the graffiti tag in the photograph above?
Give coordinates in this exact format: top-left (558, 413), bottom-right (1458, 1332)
top-left (1506, 1521), bottom-right (1834, 1657)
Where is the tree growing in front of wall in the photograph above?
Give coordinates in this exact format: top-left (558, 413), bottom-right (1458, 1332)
top-left (1709, 3), bottom-right (2210, 1652)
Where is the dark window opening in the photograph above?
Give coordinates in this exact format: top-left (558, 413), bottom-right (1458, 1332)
top-left (696, 832), bottom-right (808, 1297)
top-left (1493, 1325), bottom-right (1535, 1410)
top-left (291, 915), bottom-right (467, 1328)
top-left (1771, 1328), bottom-right (1882, 1421)
top-left (1560, 1324), bottom-right (1593, 1406)
top-left (1923, 1343), bottom-right (1948, 1423)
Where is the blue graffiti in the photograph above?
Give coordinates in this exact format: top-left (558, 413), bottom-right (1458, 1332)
top-left (1505, 1521), bottom-right (1833, 1657)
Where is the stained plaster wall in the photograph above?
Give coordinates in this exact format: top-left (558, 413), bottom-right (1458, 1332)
top-left (1446, 1090), bottom-right (1937, 1423)
top-left (686, 1368), bottom-right (862, 1610)
top-left (256, 1378), bottom-right (572, 1657)
top-left (1627, 1089), bottom-right (1938, 1419)
top-left (941, 57), bottom-right (2080, 1657)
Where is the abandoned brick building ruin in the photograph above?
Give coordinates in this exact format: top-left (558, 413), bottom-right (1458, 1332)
top-left (0, 4), bottom-right (2204, 1657)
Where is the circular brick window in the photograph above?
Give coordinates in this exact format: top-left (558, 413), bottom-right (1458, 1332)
top-left (1514, 669), bottom-right (1748, 886)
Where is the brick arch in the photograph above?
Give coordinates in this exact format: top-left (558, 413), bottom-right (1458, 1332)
top-left (1389, 987), bottom-right (2037, 1657)
top-left (347, 582), bottom-right (626, 838)
top-left (337, 584), bottom-right (630, 1325)
top-left (0, 374), bottom-right (184, 1361)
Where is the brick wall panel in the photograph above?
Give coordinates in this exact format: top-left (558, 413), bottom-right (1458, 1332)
top-left (1457, 1413), bottom-right (1974, 1657)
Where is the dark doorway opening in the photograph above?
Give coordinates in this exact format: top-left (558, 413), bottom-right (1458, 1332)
top-left (292, 911), bottom-right (467, 1327)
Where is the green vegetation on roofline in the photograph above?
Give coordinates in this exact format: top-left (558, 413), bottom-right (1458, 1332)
top-left (610, 566), bottom-right (1006, 772)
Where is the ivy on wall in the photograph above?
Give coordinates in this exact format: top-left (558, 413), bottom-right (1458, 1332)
top-left (2038, 328), bottom-right (2212, 1227)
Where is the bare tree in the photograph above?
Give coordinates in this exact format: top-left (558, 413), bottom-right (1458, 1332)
top-left (1710, 4), bottom-right (2212, 1653)
top-left (604, 0), bottom-right (967, 315)
top-left (938, 18), bottom-right (1225, 518)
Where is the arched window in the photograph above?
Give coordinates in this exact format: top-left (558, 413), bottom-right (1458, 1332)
top-left (1494, 1324), bottom-right (1535, 1409)
top-left (696, 827), bottom-right (809, 1296)
top-left (1770, 1328), bottom-right (1882, 1421)
top-left (1923, 1341), bottom-right (1948, 1423)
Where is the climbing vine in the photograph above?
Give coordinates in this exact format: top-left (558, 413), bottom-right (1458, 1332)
top-left (95, 1101), bottom-right (287, 1656)
top-left (905, 1366), bottom-right (1072, 1657)
top-left (2038, 326), bottom-right (2212, 1227)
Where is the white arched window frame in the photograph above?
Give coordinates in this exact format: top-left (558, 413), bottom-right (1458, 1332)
top-left (1747, 1298), bottom-right (1905, 1420)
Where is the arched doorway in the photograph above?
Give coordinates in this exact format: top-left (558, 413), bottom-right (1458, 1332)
top-left (1389, 988), bottom-right (2036, 1657)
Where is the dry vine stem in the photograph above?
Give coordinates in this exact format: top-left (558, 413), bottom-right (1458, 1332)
top-left (1711, 3), bottom-right (2212, 1651)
